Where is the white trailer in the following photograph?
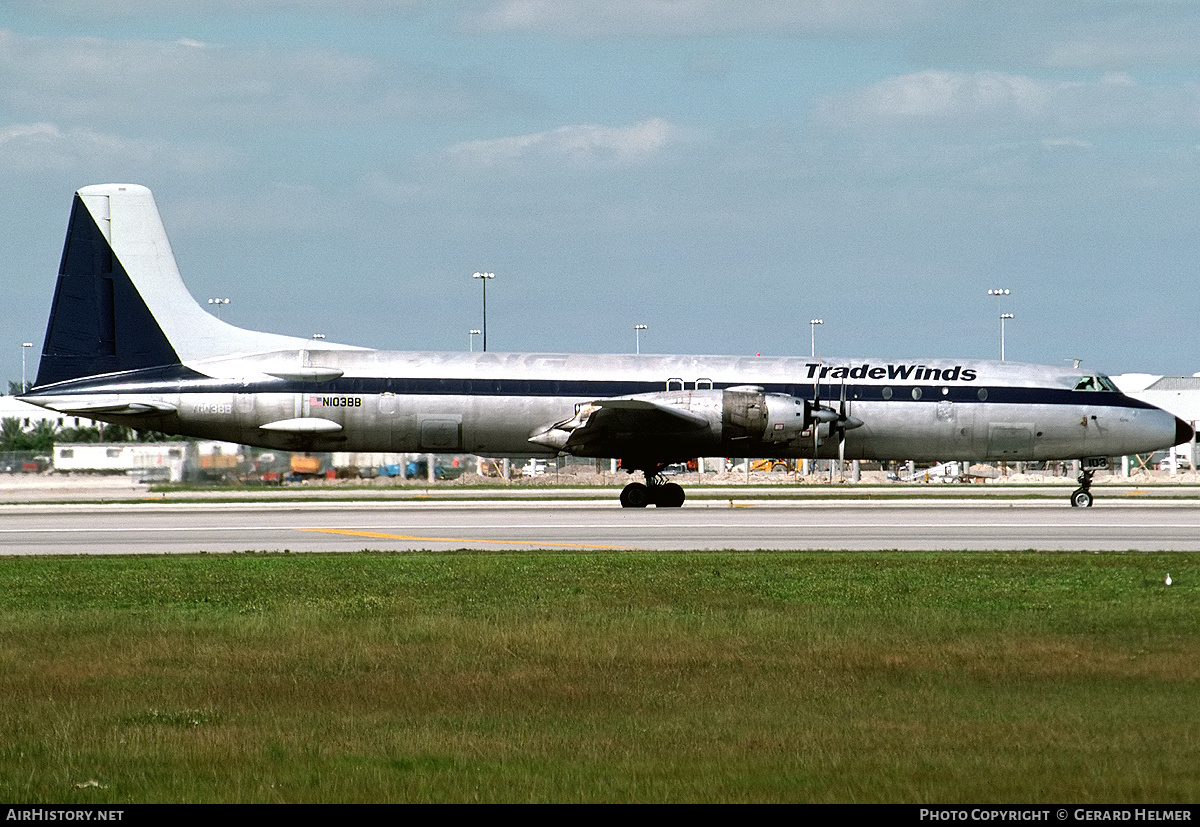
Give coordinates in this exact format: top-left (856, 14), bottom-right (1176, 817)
top-left (53, 442), bottom-right (189, 481)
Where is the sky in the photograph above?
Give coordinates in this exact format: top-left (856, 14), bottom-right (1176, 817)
top-left (4, 0), bottom-right (1200, 386)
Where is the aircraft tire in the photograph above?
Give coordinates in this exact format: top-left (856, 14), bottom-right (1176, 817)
top-left (620, 482), bottom-right (650, 508)
top-left (658, 482), bottom-right (686, 508)
top-left (1070, 488), bottom-right (1093, 508)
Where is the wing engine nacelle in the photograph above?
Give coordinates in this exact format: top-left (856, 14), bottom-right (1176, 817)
top-left (724, 385), bottom-right (810, 444)
top-left (529, 386), bottom-right (836, 459)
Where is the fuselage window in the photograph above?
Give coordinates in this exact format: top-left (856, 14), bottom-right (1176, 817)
top-left (977, 388), bottom-right (988, 401)
top-left (881, 387), bottom-right (893, 400)
top-left (911, 387), bottom-right (923, 400)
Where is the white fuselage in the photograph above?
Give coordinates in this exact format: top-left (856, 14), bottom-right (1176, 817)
top-left (26, 350), bottom-right (1185, 464)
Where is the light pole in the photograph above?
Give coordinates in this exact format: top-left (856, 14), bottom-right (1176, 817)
top-left (469, 329), bottom-right (481, 352)
top-left (987, 289), bottom-right (1009, 360)
top-left (473, 272), bottom-right (494, 351)
top-left (809, 319), bottom-right (823, 358)
top-left (1000, 313), bottom-right (1013, 362)
top-left (207, 297), bottom-right (229, 319)
top-left (634, 324), bottom-right (647, 355)
top-left (21, 342), bottom-right (32, 393)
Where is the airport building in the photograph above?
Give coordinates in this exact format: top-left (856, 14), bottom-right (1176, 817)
top-left (1113, 374), bottom-right (1200, 471)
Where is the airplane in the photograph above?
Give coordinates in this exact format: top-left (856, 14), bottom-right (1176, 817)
top-left (19, 183), bottom-right (1193, 509)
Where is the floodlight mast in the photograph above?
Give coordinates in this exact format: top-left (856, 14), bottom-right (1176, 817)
top-left (473, 272), bottom-right (495, 351)
top-left (988, 289), bottom-right (1011, 360)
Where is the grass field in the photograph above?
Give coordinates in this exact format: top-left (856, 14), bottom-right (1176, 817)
top-left (0, 551), bottom-right (1196, 803)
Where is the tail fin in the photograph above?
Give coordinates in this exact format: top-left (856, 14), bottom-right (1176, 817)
top-left (36, 184), bottom-right (336, 387)
top-left (36, 185), bottom-right (179, 385)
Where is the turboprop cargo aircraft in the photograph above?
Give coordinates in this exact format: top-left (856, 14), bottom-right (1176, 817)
top-left (20, 184), bottom-right (1193, 508)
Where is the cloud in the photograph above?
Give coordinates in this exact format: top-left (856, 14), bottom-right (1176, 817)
top-left (819, 71), bottom-right (1051, 128)
top-left (0, 122), bottom-right (234, 174)
top-left (465, 0), bottom-right (950, 36)
top-left (818, 70), bottom-right (1200, 131)
top-left (0, 29), bottom-right (481, 129)
top-left (9, 0), bottom-right (423, 16)
top-left (1040, 137), bottom-right (1092, 150)
top-left (439, 118), bottom-right (688, 172)
top-left (1045, 14), bottom-right (1200, 69)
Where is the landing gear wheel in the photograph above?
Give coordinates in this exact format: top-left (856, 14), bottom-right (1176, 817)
top-left (1070, 467), bottom-right (1095, 508)
top-left (658, 482), bottom-right (685, 508)
top-left (620, 482), bottom-right (650, 508)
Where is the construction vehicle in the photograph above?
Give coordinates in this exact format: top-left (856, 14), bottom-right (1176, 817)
top-left (728, 458), bottom-right (794, 473)
top-left (289, 454), bottom-right (323, 477)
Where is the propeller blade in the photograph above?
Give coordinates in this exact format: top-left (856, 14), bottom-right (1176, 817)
top-left (812, 355), bottom-right (822, 459)
top-left (837, 381), bottom-right (847, 477)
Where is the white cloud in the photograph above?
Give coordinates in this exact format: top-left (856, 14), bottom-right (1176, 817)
top-left (9, 0), bottom-right (422, 16)
top-left (1045, 15), bottom-right (1200, 69)
top-left (0, 29), bottom-right (479, 129)
top-left (1041, 137), bottom-right (1092, 150)
top-left (0, 121), bottom-right (233, 174)
top-left (819, 70), bottom-right (1200, 131)
top-left (440, 118), bottom-right (687, 171)
top-left (466, 0), bottom-right (951, 36)
top-left (820, 71), bottom-right (1051, 128)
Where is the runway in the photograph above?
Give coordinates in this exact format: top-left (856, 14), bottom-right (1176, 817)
top-left (3, 498), bottom-right (1200, 554)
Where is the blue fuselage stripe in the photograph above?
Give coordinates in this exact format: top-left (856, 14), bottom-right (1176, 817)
top-left (30, 367), bottom-right (1160, 411)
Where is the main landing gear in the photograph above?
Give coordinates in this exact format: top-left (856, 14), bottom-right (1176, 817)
top-left (1070, 469), bottom-right (1094, 508)
top-left (619, 464), bottom-right (685, 508)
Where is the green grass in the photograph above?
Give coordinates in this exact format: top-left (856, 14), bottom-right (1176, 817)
top-left (0, 551), bottom-right (1197, 803)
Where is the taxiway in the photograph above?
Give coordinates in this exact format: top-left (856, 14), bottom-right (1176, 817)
top-left (2, 498), bottom-right (1200, 554)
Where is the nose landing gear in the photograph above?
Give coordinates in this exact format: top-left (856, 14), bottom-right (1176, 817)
top-left (619, 463), bottom-right (686, 508)
top-left (1070, 469), bottom-right (1094, 508)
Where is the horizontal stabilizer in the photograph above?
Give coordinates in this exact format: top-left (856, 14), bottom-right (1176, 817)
top-left (263, 367), bottom-right (345, 383)
top-left (24, 397), bottom-right (178, 416)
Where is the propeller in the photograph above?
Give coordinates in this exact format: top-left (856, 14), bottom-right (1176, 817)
top-left (809, 356), bottom-right (838, 458)
top-left (837, 380), bottom-right (847, 476)
top-left (812, 356), bottom-right (822, 460)
top-left (807, 358), bottom-right (856, 465)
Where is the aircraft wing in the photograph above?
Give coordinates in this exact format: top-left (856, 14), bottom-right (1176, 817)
top-left (529, 396), bottom-right (712, 456)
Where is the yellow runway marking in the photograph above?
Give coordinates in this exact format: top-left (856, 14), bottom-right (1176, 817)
top-left (297, 527), bottom-right (636, 550)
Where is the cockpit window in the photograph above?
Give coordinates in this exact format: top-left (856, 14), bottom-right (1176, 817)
top-left (1073, 374), bottom-right (1117, 392)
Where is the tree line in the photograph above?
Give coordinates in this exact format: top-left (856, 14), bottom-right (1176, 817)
top-left (5, 381), bottom-right (172, 452)
top-left (0, 418), bottom-right (170, 453)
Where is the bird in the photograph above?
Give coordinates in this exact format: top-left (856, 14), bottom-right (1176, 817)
top-left (1165, 573), bottom-right (1172, 586)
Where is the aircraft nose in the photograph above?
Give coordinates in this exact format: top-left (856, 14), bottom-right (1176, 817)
top-left (1176, 417), bottom-right (1194, 446)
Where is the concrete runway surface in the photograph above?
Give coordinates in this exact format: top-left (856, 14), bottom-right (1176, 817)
top-left (2, 498), bottom-right (1200, 554)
